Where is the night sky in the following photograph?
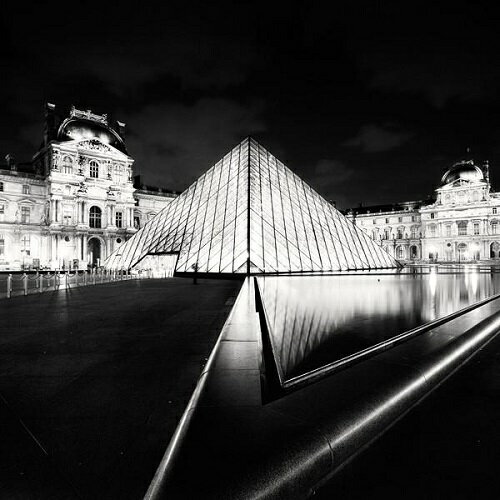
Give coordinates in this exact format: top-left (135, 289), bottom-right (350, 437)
top-left (2, 1), bottom-right (500, 209)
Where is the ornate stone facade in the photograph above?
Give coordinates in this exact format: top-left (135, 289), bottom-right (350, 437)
top-left (347, 159), bottom-right (500, 263)
top-left (0, 104), bottom-right (176, 270)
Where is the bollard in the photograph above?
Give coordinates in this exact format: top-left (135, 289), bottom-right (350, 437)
top-left (39, 274), bottom-right (43, 293)
top-left (23, 273), bottom-right (27, 296)
top-left (7, 274), bottom-right (12, 298)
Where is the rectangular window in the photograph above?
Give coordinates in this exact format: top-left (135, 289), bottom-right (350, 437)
top-left (430, 213), bottom-right (435, 219)
top-left (63, 207), bottom-right (72, 226)
top-left (114, 166), bottom-right (122, 184)
top-left (398, 217), bottom-right (402, 223)
top-left (22, 184), bottom-right (30, 194)
top-left (372, 219), bottom-right (376, 224)
top-left (0, 182), bottom-right (4, 191)
top-left (90, 161), bottom-right (99, 178)
top-left (458, 222), bottom-right (467, 236)
top-left (411, 215), bottom-right (416, 222)
top-left (0, 238), bottom-right (4, 255)
top-left (385, 218), bottom-right (389, 224)
top-left (21, 206), bottom-right (30, 224)
top-left (474, 223), bottom-right (480, 235)
top-left (115, 211), bottom-right (123, 228)
top-left (446, 225), bottom-right (452, 237)
top-left (493, 207), bottom-right (498, 215)
top-left (0, 204), bottom-right (4, 222)
top-left (492, 222), bottom-right (498, 235)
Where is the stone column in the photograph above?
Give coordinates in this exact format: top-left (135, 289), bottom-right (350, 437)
top-left (83, 236), bottom-right (88, 263)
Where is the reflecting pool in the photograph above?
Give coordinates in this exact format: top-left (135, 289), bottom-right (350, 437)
top-left (257, 271), bottom-right (500, 381)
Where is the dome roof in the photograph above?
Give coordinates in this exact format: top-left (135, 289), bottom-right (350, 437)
top-left (57, 117), bottom-right (127, 154)
top-left (441, 160), bottom-right (484, 185)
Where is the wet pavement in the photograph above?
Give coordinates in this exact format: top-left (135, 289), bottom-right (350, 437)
top-left (315, 328), bottom-right (500, 499)
top-left (0, 278), bottom-right (241, 499)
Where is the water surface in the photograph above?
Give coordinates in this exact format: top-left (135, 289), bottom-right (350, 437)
top-left (257, 271), bottom-right (500, 381)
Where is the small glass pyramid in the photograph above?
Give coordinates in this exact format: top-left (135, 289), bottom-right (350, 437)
top-left (105, 138), bottom-right (398, 273)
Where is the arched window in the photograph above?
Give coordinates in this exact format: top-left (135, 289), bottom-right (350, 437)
top-left (89, 206), bottom-right (102, 228)
top-left (62, 156), bottom-right (73, 174)
top-left (89, 160), bottom-right (99, 179)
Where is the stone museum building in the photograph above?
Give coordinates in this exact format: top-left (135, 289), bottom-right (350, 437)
top-left (0, 103), bottom-right (176, 270)
top-left (347, 157), bottom-right (500, 263)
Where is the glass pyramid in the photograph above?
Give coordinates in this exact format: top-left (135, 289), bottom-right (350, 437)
top-left (105, 138), bottom-right (398, 273)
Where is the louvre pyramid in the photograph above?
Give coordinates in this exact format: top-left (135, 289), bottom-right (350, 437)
top-left (105, 138), bottom-right (398, 273)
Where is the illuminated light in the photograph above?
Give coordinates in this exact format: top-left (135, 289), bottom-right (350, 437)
top-left (104, 138), bottom-right (399, 273)
top-left (429, 269), bottom-right (437, 297)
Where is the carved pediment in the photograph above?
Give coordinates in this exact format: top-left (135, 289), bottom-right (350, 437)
top-left (77, 139), bottom-right (112, 153)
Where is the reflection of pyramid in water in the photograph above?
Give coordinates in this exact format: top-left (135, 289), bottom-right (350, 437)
top-left (105, 138), bottom-right (398, 273)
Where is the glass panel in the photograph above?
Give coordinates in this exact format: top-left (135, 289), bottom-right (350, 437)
top-left (105, 137), bottom-right (398, 273)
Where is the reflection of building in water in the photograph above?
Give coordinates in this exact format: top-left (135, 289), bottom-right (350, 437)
top-left (346, 156), bottom-right (500, 262)
top-left (0, 103), bottom-right (177, 270)
top-left (258, 274), bottom-right (500, 379)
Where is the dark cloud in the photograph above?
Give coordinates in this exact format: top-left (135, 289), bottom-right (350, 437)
top-left (362, 48), bottom-right (500, 108)
top-left (309, 159), bottom-right (353, 207)
top-left (2, 1), bottom-right (500, 209)
top-left (343, 124), bottom-right (413, 153)
top-left (125, 98), bottom-right (266, 189)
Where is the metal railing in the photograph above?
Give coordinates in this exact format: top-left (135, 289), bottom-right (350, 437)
top-left (1, 269), bottom-right (153, 299)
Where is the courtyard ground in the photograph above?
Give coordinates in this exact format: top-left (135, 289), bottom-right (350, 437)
top-left (0, 277), bottom-right (242, 499)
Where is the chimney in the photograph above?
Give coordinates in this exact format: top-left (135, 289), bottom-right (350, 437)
top-left (116, 120), bottom-right (126, 138)
top-left (44, 102), bottom-right (56, 145)
top-left (5, 154), bottom-right (16, 171)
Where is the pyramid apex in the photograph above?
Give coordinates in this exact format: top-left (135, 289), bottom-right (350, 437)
top-left (106, 132), bottom-right (398, 273)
